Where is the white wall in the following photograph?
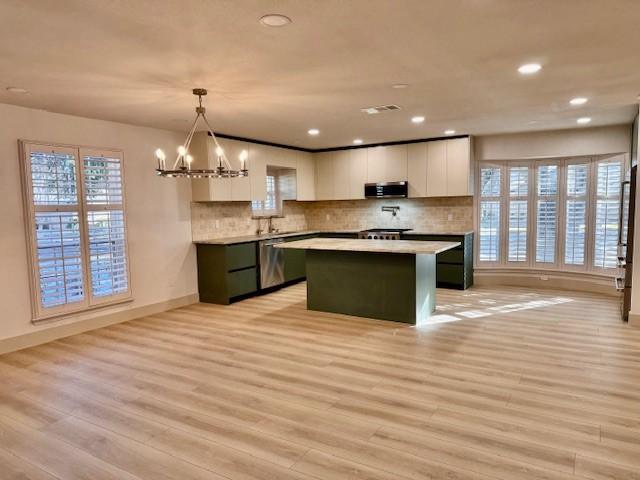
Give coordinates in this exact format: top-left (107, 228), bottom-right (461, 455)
top-left (475, 125), bottom-right (631, 160)
top-left (0, 103), bottom-right (197, 343)
top-left (629, 108), bottom-right (640, 325)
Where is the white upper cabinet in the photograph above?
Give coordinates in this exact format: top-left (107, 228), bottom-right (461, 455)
top-left (407, 143), bottom-right (428, 197)
top-left (446, 137), bottom-right (473, 196)
top-left (426, 140), bottom-right (448, 197)
top-left (420, 137), bottom-right (473, 197)
top-left (314, 152), bottom-right (334, 200)
top-left (217, 137), bottom-right (251, 201)
top-left (366, 145), bottom-right (407, 183)
top-left (333, 150), bottom-right (351, 200)
top-left (295, 151), bottom-right (316, 201)
top-left (192, 132), bottom-right (471, 202)
top-left (349, 148), bottom-right (368, 199)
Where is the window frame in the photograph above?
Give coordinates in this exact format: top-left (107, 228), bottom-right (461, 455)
top-left (474, 154), bottom-right (627, 277)
top-left (19, 140), bottom-right (132, 322)
top-left (533, 160), bottom-right (561, 269)
top-left (505, 162), bottom-right (531, 266)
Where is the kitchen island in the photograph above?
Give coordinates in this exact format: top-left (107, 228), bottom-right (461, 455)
top-left (276, 238), bottom-right (459, 324)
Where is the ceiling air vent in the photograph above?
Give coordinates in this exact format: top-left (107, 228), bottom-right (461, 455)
top-left (361, 104), bottom-right (402, 115)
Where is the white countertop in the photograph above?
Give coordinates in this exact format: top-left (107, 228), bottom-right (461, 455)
top-left (275, 238), bottom-right (460, 255)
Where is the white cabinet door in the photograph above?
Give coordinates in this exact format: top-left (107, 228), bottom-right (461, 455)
top-left (249, 144), bottom-right (267, 201)
top-left (333, 150), bottom-right (351, 200)
top-left (384, 144), bottom-right (408, 182)
top-left (217, 138), bottom-right (251, 201)
top-left (295, 152), bottom-right (316, 200)
top-left (426, 140), bottom-right (448, 197)
top-left (407, 142), bottom-right (427, 197)
top-left (446, 137), bottom-right (472, 196)
top-left (315, 152), bottom-right (334, 200)
top-left (349, 149), bottom-right (368, 199)
top-left (366, 145), bottom-right (407, 183)
top-left (366, 147), bottom-right (386, 183)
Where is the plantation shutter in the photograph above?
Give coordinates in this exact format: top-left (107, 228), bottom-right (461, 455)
top-left (26, 146), bottom-right (87, 314)
top-left (478, 166), bottom-right (501, 262)
top-left (535, 164), bottom-right (558, 264)
top-left (82, 150), bottom-right (130, 300)
top-left (564, 163), bottom-right (589, 266)
top-left (21, 142), bottom-right (130, 321)
top-left (507, 166), bottom-right (529, 262)
top-left (593, 159), bottom-right (622, 269)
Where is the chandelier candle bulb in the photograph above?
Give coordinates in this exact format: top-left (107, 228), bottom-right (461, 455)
top-left (239, 149), bottom-right (248, 171)
top-left (186, 154), bottom-right (193, 170)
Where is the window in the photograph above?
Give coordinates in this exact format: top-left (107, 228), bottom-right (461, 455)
top-left (478, 166), bottom-right (501, 262)
top-left (508, 166), bottom-right (528, 262)
top-left (594, 160), bottom-right (621, 269)
top-left (535, 164), bottom-right (558, 264)
top-left (476, 155), bottom-right (625, 274)
top-left (251, 166), bottom-right (297, 217)
top-left (565, 163), bottom-right (589, 265)
top-left (21, 142), bottom-right (130, 321)
top-left (251, 174), bottom-right (280, 217)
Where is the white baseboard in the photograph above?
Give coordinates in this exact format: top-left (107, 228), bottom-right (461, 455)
top-left (628, 312), bottom-right (640, 327)
top-left (474, 270), bottom-right (620, 297)
top-left (0, 294), bottom-right (199, 355)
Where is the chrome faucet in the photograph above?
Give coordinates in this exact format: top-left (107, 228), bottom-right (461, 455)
top-left (381, 206), bottom-right (400, 216)
top-left (256, 216), bottom-right (279, 235)
top-left (267, 216), bottom-right (279, 234)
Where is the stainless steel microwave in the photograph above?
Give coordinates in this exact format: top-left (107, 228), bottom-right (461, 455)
top-left (364, 181), bottom-right (408, 198)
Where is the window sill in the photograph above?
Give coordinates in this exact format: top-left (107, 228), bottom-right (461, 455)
top-left (474, 266), bottom-right (617, 279)
top-left (32, 297), bottom-right (134, 325)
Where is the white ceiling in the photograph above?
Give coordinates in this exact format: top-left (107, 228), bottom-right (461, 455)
top-left (0, 0), bottom-right (638, 149)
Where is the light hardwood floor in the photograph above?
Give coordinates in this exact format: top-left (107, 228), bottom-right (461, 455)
top-left (1, 283), bottom-right (638, 480)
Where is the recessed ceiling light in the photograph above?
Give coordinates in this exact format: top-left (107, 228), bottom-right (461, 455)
top-left (569, 97), bottom-right (588, 106)
top-left (577, 117), bottom-right (591, 124)
top-left (308, 128), bottom-right (319, 136)
top-left (411, 116), bottom-right (425, 124)
top-left (259, 14), bottom-right (292, 27)
top-left (444, 129), bottom-right (456, 135)
top-left (353, 139), bottom-right (363, 145)
top-left (518, 63), bottom-right (542, 75)
top-left (392, 84), bottom-right (409, 89)
top-left (6, 86), bottom-right (29, 94)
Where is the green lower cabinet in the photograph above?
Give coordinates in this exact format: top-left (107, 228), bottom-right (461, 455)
top-left (282, 233), bottom-right (318, 283)
top-left (284, 249), bottom-right (306, 282)
top-left (228, 267), bottom-right (258, 297)
top-left (197, 242), bottom-right (259, 304)
top-left (402, 232), bottom-right (474, 289)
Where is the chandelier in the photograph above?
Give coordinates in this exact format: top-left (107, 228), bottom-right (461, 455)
top-left (154, 88), bottom-right (248, 178)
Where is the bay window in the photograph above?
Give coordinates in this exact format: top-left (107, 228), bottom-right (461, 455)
top-left (476, 154), bottom-right (626, 275)
top-left (20, 142), bottom-right (131, 321)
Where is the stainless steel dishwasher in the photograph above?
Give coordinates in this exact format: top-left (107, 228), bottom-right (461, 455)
top-left (259, 238), bottom-right (285, 289)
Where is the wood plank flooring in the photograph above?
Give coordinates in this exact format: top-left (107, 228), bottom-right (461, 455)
top-left (1, 283), bottom-right (638, 480)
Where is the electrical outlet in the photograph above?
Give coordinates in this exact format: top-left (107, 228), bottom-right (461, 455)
top-left (447, 213), bottom-right (453, 221)
top-left (326, 214), bottom-right (330, 221)
top-left (215, 220), bottom-right (220, 229)
top-left (540, 275), bottom-right (548, 281)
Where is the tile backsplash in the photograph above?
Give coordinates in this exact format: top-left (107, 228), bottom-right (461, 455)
top-left (191, 197), bottom-right (473, 241)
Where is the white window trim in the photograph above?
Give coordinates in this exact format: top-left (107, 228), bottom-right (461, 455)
top-left (19, 140), bottom-right (133, 323)
top-left (474, 153), bottom-right (628, 277)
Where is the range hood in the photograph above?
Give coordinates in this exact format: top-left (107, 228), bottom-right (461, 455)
top-left (364, 181), bottom-right (408, 198)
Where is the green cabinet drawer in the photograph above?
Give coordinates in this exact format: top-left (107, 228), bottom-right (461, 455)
top-left (228, 267), bottom-right (258, 298)
top-left (226, 243), bottom-right (256, 271)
